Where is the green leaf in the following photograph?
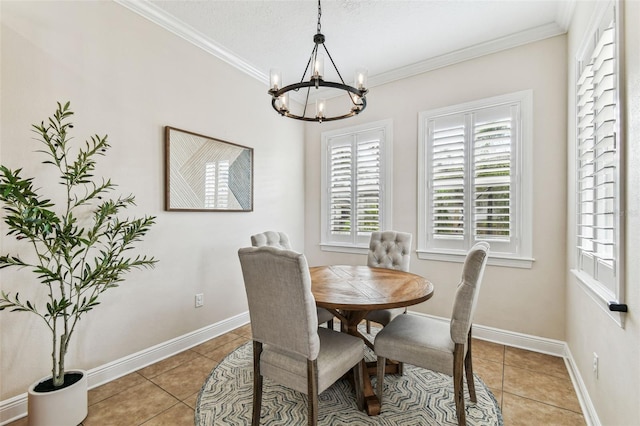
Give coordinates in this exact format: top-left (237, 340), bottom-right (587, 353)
top-left (1, 101), bottom-right (156, 377)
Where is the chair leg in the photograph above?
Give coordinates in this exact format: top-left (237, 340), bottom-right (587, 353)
top-left (376, 356), bottom-right (386, 409)
top-left (327, 319), bottom-right (334, 331)
top-left (307, 359), bottom-right (318, 426)
top-left (353, 359), bottom-right (365, 411)
top-left (396, 310), bottom-right (407, 375)
top-left (465, 327), bottom-right (476, 402)
top-left (252, 342), bottom-right (263, 426)
top-left (366, 319), bottom-right (371, 334)
top-left (453, 343), bottom-right (466, 426)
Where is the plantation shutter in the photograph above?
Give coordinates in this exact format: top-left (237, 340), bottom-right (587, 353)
top-left (576, 12), bottom-right (618, 294)
top-left (473, 106), bottom-right (514, 243)
top-left (429, 115), bottom-right (466, 242)
top-left (329, 139), bottom-right (352, 236)
top-left (326, 129), bottom-right (383, 244)
top-left (356, 137), bottom-right (381, 235)
top-left (426, 104), bottom-right (518, 253)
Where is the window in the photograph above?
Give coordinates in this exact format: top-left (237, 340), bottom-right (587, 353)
top-left (417, 91), bottom-right (533, 268)
top-left (573, 0), bottom-right (625, 314)
top-left (321, 119), bottom-right (393, 253)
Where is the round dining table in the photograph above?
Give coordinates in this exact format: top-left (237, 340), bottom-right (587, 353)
top-left (309, 265), bottom-right (434, 416)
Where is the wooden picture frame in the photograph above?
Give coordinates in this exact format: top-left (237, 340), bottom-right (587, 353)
top-left (165, 126), bottom-right (253, 212)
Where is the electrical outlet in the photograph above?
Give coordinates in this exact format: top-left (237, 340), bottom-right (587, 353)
top-left (592, 352), bottom-right (599, 378)
top-left (195, 293), bottom-right (204, 308)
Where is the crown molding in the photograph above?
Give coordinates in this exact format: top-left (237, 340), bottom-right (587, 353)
top-left (556, 0), bottom-right (577, 32)
top-left (114, 0), bottom-right (267, 84)
top-left (367, 22), bottom-right (566, 90)
top-left (302, 22), bottom-right (567, 104)
top-left (115, 0), bottom-right (567, 105)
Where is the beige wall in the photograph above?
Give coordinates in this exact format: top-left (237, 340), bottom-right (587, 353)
top-left (4, 0), bottom-right (638, 422)
top-left (305, 36), bottom-right (568, 340)
top-left (0, 1), bottom-right (304, 400)
top-left (566, 1), bottom-right (640, 424)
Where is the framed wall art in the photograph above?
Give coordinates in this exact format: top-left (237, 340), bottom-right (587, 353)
top-left (165, 126), bottom-right (253, 212)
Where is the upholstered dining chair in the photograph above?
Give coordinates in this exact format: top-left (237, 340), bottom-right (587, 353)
top-left (374, 242), bottom-right (490, 426)
top-left (250, 231), bottom-right (335, 330)
top-left (365, 231), bottom-right (412, 333)
top-left (250, 230), bottom-right (292, 249)
top-left (238, 246), bottom-right (365, 426)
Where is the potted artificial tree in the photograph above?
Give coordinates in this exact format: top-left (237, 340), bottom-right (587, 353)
top-left (0, 102), bottom-right (157, 425)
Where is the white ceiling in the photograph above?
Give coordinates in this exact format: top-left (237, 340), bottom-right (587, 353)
top-left (118, 0), bottom-right (574, 99)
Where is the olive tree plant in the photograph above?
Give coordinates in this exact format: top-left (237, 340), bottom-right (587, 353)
top-left (0, 102), bottom-right (157, 388)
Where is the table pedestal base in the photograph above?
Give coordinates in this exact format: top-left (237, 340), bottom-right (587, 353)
top-left (335, 312), bottom-right (405, 416)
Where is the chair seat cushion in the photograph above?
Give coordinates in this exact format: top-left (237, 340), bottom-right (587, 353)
top-left (374, 314), bottom-right (455, 376)
top-left (317, 307), bottom-right (335, 324)
top-left (365, 308), bottom-right (405, 326)
top-left (261, 327), bottom-right (364, 394)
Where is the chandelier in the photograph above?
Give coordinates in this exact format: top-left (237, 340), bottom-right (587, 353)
top-left (267, 0), bottom-right (368, 123)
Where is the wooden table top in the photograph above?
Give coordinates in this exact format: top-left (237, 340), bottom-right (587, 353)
top-left (310, 265), bottom-right (434, 311)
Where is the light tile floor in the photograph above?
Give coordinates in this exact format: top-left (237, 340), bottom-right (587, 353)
top-left (8, 323), bottom-right (585, 425)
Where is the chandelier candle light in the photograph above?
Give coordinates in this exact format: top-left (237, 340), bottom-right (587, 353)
top-left (268, 0), bottom-right (368, 122)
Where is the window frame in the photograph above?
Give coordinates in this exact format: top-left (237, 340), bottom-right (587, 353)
top-left (571, 0), bottom-right (626, 325)
top-left (320, 119), bottom-right (393, 254)
top-left (417, 90), bottom-right (533, 268)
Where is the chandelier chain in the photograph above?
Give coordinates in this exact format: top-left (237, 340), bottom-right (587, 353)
top-left (317, 0), bottom-right (322, 34)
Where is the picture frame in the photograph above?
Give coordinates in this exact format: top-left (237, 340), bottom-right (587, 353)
top-left (165, 126), bottom-right (253, 212)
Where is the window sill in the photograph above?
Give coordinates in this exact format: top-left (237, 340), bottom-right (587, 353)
top-left (571, 269), bottom-right (625, 328)
top-left (320, 243), bottom-right (369, 255)
top-left (416, 249), bottom-right (534, 269)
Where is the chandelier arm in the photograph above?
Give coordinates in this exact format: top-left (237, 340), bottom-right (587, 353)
top-left (271, 97), bottom-right (284, 116)
top-left (302, 85), bottom-right (311, 117)
top-left (321, 43), bottom-right (347, 85)
top-left (299, 44), bottom-right (318, 84)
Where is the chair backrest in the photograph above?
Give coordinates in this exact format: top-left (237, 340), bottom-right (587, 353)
top-left (238, 246), bottom-right (320, 360)
top-left (250, 231), bottom-right (292, 250)
top-left (367, 231), bottom-right (412, 272)
top-left (450, 242), bottom-right (490, 344)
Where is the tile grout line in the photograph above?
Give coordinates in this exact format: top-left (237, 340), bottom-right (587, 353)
top-left (501, 390), bottom-right (586, 415)
top-left (136, 399), bottom-right (190, 426)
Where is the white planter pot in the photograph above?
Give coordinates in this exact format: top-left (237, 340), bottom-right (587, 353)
top-left (27, 370), bottom-right (88, 426)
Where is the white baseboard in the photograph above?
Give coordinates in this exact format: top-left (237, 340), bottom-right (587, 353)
top-left (563, 346), bottom-right (601, 426)
top-left (407, 311), bottom-right (599, 426)
top-left (472, 321), bottom-right (567, 357)
top-left (408, 311), bottom-right (567, 356)
top-left (2, 310), bottom-right (599, 426)
top-left (0, 312), bottom-right (250, 425)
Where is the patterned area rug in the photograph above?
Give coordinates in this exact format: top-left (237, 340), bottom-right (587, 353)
top-left (196, 327), bottom-right (503, 425)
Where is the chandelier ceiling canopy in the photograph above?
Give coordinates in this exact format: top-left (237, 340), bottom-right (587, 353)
top-left (267, 0), bottom-right (368, 123)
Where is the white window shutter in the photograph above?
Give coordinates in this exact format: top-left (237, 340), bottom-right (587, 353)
top-left (473, 107), bottom-right (514, 246)
top-left (356, 137), bottom-right (381, 235)
top-left (321, 119), bottom-right (392, 250)
top-left (576, 16), bottom-right (618, 295)
top-left (329, 141), bottom-right (353, 236)
top-left (420, 91), bottom-right (531, 262)
top-left (429, 116), bottom-right (466, 245)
